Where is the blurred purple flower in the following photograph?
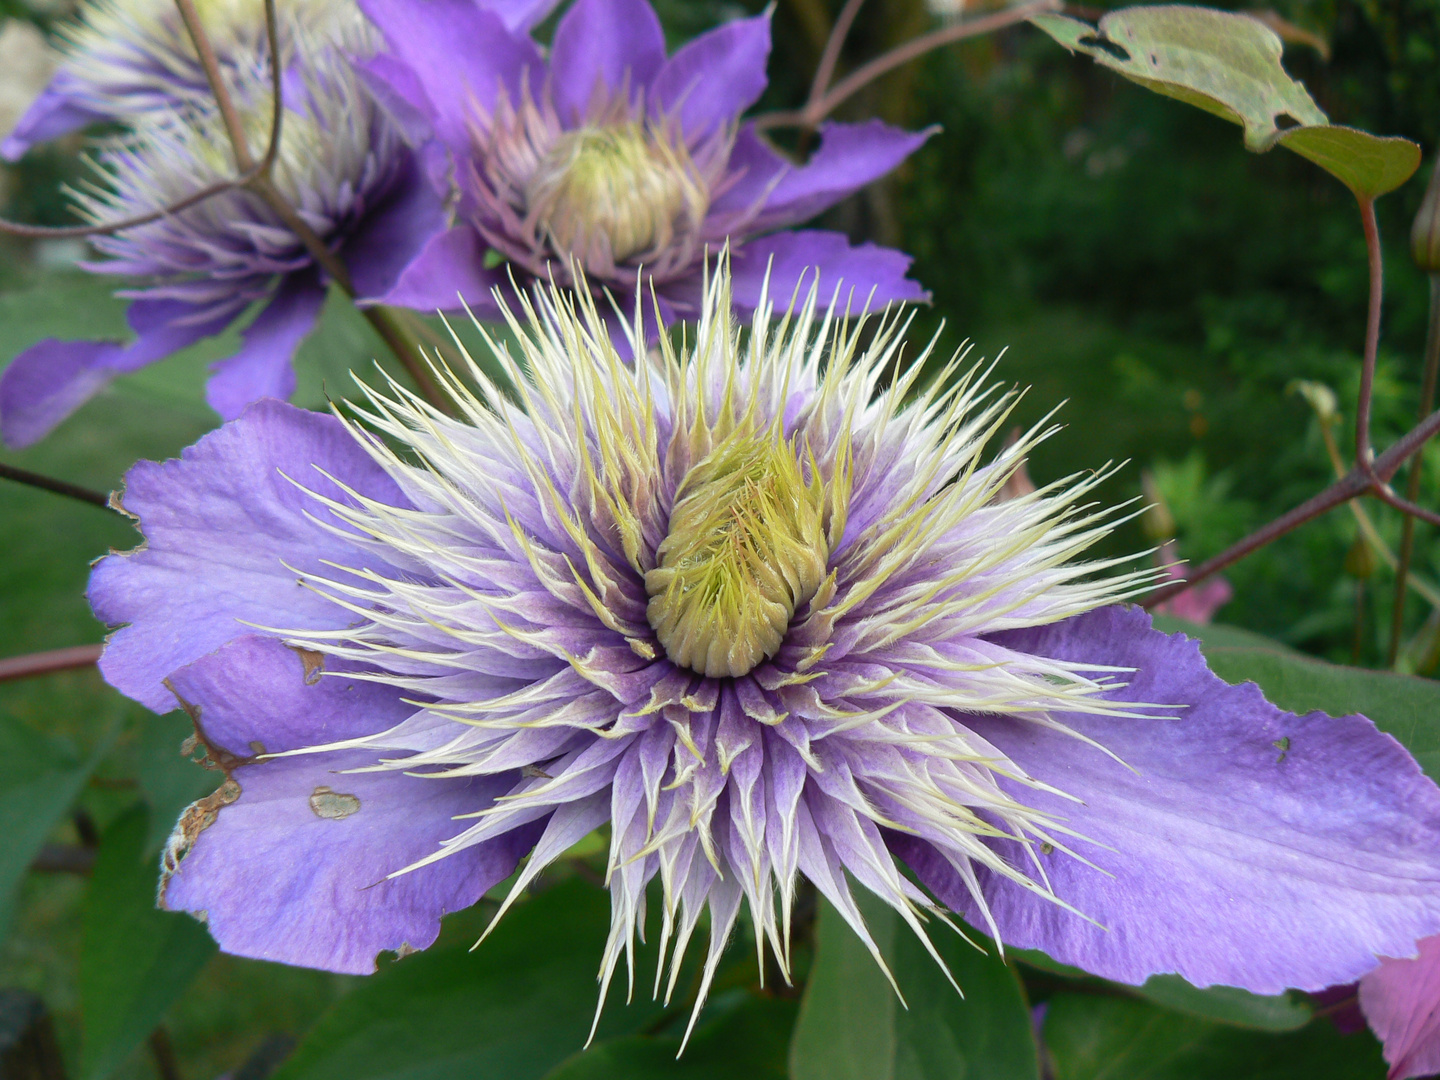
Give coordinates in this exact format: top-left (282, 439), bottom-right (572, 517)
top-left (1, 0), bottom-right (560, 160)
top-left (88, 265), bottom-right (1440, 1039)
top-left (1149, 541), bottom-right (1232, 624)
top-left (358, 0), bottom-right (933, 331)
top-left (1360, 935), bottom-right (1440, 1079)
top-left (0, 37), bottom-right (445, 448)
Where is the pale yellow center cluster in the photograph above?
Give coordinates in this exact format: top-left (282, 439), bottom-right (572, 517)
top-left (646, 432), bottom-right (831, 679)
top-left (524, 122), bottom-right (706, 265)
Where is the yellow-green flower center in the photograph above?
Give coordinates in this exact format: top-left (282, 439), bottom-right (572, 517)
top-left (525, 123), bottom-right (705, 266)
top-left (646, 433), bottom-right (830, 679)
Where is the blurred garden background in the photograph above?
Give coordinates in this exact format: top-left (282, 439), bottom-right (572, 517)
top-left (1, 0), bottom-right (1438, 1076)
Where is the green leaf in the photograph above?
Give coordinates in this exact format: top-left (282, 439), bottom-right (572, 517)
top-left (1041, 993), bottom-right (1383, 1080)
top-left (1134, 975), bottom-right (1312, 1032)
top-left (0, 714), bottom-right (112, 941)
top-left (272, 878), bottom-right (672, 1080)
top-left (540, 994), bottom-right (796, 1080)
top-left (1030, 6), bottom-right (1420, 197)
top-left (80, 803), bottom-right (217, 1080)
top-left (1030, 6), bottom-right (1326, 151)
top-left (1276, 125), bottom-right (1421, 200)
top-left (1153, 614), bottom-right (1440, 781)
top-left (789, 892), bottom-right (1039, 1080)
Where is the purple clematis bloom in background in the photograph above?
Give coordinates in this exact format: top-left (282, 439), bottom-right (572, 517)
top-left (88, 262), bottom-right (1440, 1045)
top-left (359, 0), bottom-right (933, 332)
top-left (1360, 936), bottom-right (1440, 1079)
top-left (0, 0), bottom-right (562, 161)
top-left (0, 31), bottom-right (446, 449)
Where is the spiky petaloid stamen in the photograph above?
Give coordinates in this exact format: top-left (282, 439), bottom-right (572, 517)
top-left (269, 259), bottom-right (1167, 1045)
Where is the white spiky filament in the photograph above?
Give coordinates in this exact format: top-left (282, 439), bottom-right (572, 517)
top-left (270, 262), bottom-right (1167, 1046)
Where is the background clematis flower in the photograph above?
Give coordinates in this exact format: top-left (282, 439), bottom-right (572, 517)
top-left (358, 0), bottom-right (934, 332)
top-left (0, 36), bottom-right (446, 449)
top-left (89, 265), bottom-right (1440, 1044)
top-left (1359, 936), bottom-right (1440, 1079)
top-left (0, 0), bottom-right (368, 161)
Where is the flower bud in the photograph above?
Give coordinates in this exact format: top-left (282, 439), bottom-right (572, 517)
top-left (646, 432), bottom-right (829, 678)
top-left (1412, 159), bottom-right (1440, 274)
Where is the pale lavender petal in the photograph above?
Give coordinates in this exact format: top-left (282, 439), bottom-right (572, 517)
top-left (712, 121), bottom-right (935, 230)
top-left (353, 54), bottom-right (436, 149)
top-left (488, 0), bottom-right (566, 32)
top-left (728, 231), bottom-right (928, 314)
top-left (375, 224), bottom-right (507, 316)
top-left (647, 11), bottom-right (770, 140)
top-left (1360, 936), bottom-right (1440, 1080)
top-left (343, 150), bottom-right (450, 301)
top-left (161, 635), bottom-right (539, 974)
top-left (358, 0), bottom-right (541, 154)
top-left (0, 75), bottom-right (107, 161)
top-left (549, 0), bottom-right (665, 125)
top-left (0, 298), bottom-right (234, 449)
top-left (899, 605), bottom-right (1440, 994)
top-left (206, 271), bottom-right (326, 420)
top-left (90, 400), bottom-right (411, 713)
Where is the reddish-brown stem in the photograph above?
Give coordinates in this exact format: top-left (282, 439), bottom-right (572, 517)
top-left (1143, 405), bottom-right (1440, 607)
top-left (808, 0), bottom-right (869, 111)
top-left (0, 462), bottom-right (114, 510)
top-left (174, 0), bottom-right (255, 171)
top-left (0, 644), bottom-right (104, 683)
top-left (1388, 273), bottom-right (1440, 664)
top-left (754, 0), bottom-right (1059, 131)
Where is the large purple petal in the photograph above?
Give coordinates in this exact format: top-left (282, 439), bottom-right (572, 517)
top-left (648, 12), bottom-right (770, 142)
top-left (712, 121), bottom-right (935, 231)
top-left (205, 271), bottom-right (326, 420)
top-left (0, 74), bottom-right (108, 161)
top-left (161, 635), bottom-right (538, 974)
top-left (1360, 936), bottom-right (1440, 1080)
top-left (550, 0), bottom-right (665, 125)
top-left (728, 231), bottom-right (928, 315)
top-left (486, 0), bottom-right (565, 33)
top-left (897, 606), bottom-right (1440, 995)
top-left (0, 298), bottom-right (234, 449)
top-left (358, 0), bottom-right (541, 156)
top-left (90, 399), bottom-right (411, 713)
top-left (374, 224), bottom-right (507, 316)
top-left (344, 150), bottom-right (450, 302)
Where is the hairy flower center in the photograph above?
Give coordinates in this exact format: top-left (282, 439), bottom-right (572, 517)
top-left (645, 434), bottom-right (829, 679)
top-left (524, 123), bottom-right (705, 266)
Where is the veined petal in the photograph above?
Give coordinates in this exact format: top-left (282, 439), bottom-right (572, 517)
top-left (206, 270), bottom-right (327, 420)
top-left (648, 11), bottom-right (771, 141)
top-left (549, 0), bottom-right (666, 125)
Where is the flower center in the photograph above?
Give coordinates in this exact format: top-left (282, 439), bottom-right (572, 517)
top-left (646, 434), bottom-right (830, 679)
top-left (524, 123), bottom-right (706, 268)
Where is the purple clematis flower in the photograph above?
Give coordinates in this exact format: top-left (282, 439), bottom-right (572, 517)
top-left (1360, 936), bottom-right (1440, 1079)
top-left (358, 0), bottom-right (933, 332)
top-left (89, 265), bottom-right (1440, 1045)
top-left (0, 0), bottom-right (562, 161)
top-left (0, 35), bottom-right (446, 449)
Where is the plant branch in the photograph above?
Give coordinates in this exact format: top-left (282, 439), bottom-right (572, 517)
top-left (174, 0), bottom-right (255, 171)
top-left (1355, 197), bottom-right (1382, 470)
top-left (0, 644), bottom-right (104, 683)
top-left (754, 0), bottom-right (1059, 131)
top-left (1389, 272), bottom-right (1440, 664)
top-left (0, 462), bottom-right (114, 510)
top-left (809, 0), bottom-right (869, 110)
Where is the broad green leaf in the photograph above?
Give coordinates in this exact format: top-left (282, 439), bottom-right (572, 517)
top-left (1012, 946), bottom-right (1312, 1032)
top-left (1134, 975), bottom-right (1312, 1032)
top-left (1042, 993), bottom-right (1383, 1080)
top-left (1153, 614), bottom-right (1440, 781)
top-left (1277, 125), bottom-right (1422, 200)
top-left (789, 892), bottom-right (1039, 1080)
top-left (272, 879), bottom-right (672, 1080)
top-left (540, 994), bottom-right (796, 1080)
top-left (0, 714), bottom-right (113, 941)
top-left (1030, 7), bottom-right (1420, 197)
top-left (80, 803), bottom-right (217, 1080)
top-left (1030, 6), bottom-right (1326, 151)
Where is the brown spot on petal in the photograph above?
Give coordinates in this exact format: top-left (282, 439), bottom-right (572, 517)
top-left (161, 778), bottom-right (241, 881)
top-left (291, 646), bottom-right (325, 685)
top-left (394, 943), bottom-right (418, 960)
top-left (248, 740), bottom-right (266, 755)
top-left (309, 785), bottom-right (361, 820)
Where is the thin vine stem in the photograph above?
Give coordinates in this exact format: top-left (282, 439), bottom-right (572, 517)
top-left (808, 0), bottom-right (869, 112)
top-left (0, 463), bottom-right (115, 510)
top-left (753, 0), bottom-right (1059, 131)
top-left (1388, 273), bottom-right (1440, 665)
top-left (0, 643), bottom-right (105, 683)
top-left (1355, 197), bottom-right (1383, 470)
